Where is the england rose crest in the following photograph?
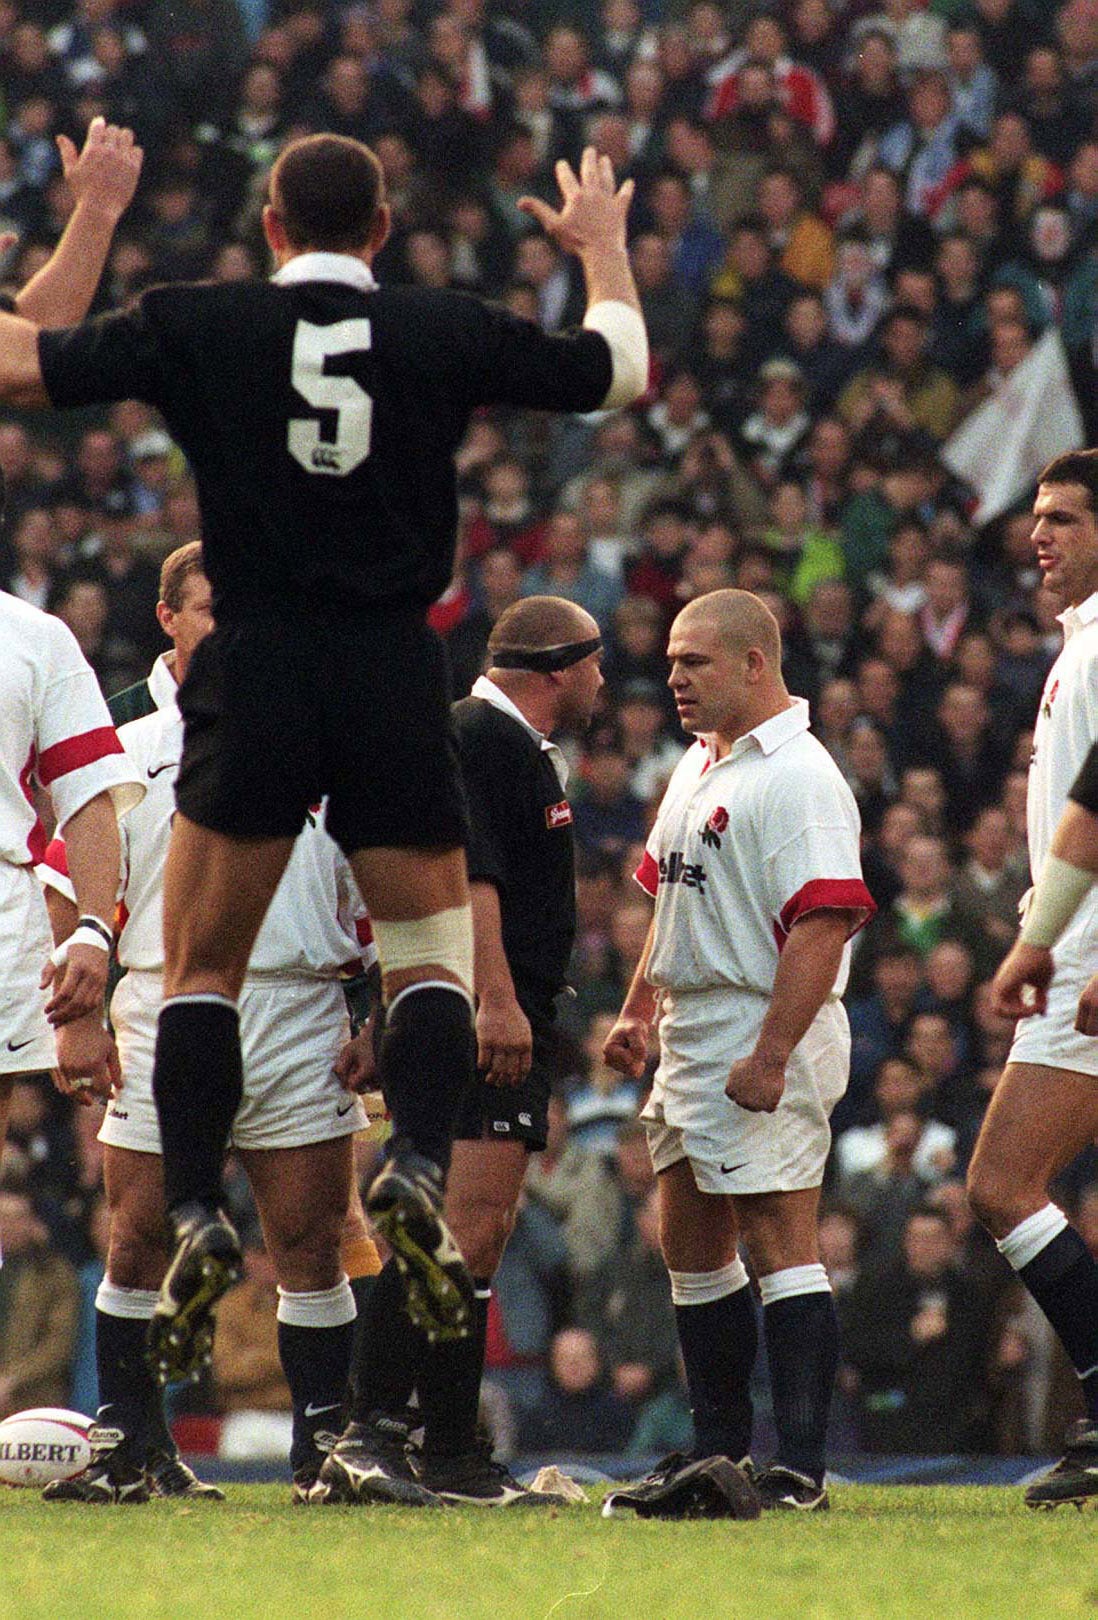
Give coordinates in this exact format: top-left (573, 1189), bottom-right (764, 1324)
top-left (701, 805), bottom-right (728, 848)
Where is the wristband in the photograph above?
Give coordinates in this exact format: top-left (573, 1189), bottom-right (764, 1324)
top-left (51, 921), bottom-right (112, 968)
top-left (77, 915), bottom-right (114, 950)
top-left (1020, 854), bottom-right (1095, 947)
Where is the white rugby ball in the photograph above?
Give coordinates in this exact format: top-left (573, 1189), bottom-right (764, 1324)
top-left (0, 1407), bottom-right (93, 1487)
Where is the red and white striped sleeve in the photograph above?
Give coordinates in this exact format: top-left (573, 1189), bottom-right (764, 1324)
top-left (36, 834), bottom-right (76, 905)
top-left (37, 617), bottom-right (144, 830)
top-left (763, 757), bottom-right (876, 950)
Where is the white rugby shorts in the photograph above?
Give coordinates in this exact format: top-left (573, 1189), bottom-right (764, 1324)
top-left (642, 985), bottom-right (850, 1195)
top-left (1007, 949), bottom-right (1098, 1078)
top-left (0, 863), bottom-right (56, 1075)
top-left (101, 970), bottom-right (368, 1151)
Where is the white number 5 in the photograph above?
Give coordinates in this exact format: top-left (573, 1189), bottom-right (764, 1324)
top-left (288, 318), bottom-right (373, 477)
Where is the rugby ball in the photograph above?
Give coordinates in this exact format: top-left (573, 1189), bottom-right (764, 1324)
top-left (0, 1407), bottom-right (93, 1487)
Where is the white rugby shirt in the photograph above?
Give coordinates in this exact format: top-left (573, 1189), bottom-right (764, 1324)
top-left (635, 699), bottom-right (874, 995)
top-left (38, 702), bottom-right (375, 977)
top-left (0, 591), bottom-right (142, 866)
top-left (1028, 589), bottom-right (1098, 956)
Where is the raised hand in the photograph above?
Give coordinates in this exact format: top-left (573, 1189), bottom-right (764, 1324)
top-left (518, 146), bottom-right (634, 259)
top-left (58, 116), bottom-right (143, 221)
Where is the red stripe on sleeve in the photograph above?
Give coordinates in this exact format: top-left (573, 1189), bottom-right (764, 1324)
top-left (37, 726), bottom-right (124, 786)
top-left (42, 837), bottom-right (69, 878)
top-left (777, 878), bottom-right (877, 944)
top-left (355, 917), bottom-right (374, 947)
top-left (634, 849), bottom-right (659, 897)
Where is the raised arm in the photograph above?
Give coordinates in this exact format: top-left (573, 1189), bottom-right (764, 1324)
top-left (14, 118), bottom-right (143, 329)
top-left (519, 146), bottom-right (648, 408)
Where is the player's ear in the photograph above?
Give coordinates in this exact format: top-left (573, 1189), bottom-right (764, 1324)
top-left (155, 599), bottom-right (173, 638)
top-left (370, 202), bottom-right (391, 258)
top-left (262, 204), bottom-right (286, 259)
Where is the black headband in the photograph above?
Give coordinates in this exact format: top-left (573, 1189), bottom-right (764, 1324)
top-left (490, 635), bottom-right (602, 673)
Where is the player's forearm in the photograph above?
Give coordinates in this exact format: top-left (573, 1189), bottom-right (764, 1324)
top-left (579, 242), bottom-right (641, 317)
top-left (470, 880), bottom-right (518, 1006)
top-left (755, 911), bottom-right (851, 1065)
top-left (44, 886), bottom-right (79, 947)
top-left (620, 914), bottom-right (659, 1023)
top-left (60, 792), bottom-right (120, 931)
top-left (14, 200), bottom-right (120, 328)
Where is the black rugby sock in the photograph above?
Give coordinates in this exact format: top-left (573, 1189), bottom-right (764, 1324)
top-left (278, 1317), bottom-right (356, 1473)
top-left (420, 1281), bottom-right (492, 1457)
top-left (673, 1283), bottom-right (757, 1462)
top-left (349, 1259), bottom-right (419, 1421)
top-left (762, 1281), bottom-right (839, 1486)
top-left (377, 985), bottom-right (475, 1176)
top-left (1019, 1229), bottom-right (1098, 1424)
top-left (152, 997), bottom-right (242, 1217)
top-left (95, 1306), bottom-right (155, 1465)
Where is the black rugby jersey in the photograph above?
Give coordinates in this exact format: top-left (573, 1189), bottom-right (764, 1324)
top-left (1070, 740), bottom-right (1098, 816)
top-left (453, 690), bottom-right (576, 1006)
top-left (39, 258), bottom-right (612, 621)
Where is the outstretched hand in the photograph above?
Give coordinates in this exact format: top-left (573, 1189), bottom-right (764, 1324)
top-left (58, 116), bottom-right (143, 221)
top-left (518, 146), bottom-right (633, 259)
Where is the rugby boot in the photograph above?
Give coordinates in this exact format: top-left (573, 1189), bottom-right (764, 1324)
top-left (311, 1414), bottom-right (443, 1507)
top-left (1025, 1421), bottom-right (1098, 1510)
top-left (43, 1426), bottom-right (149, 1505)
top-left (416, 1440), bottom-right (569, 1507)
top-left (146, 1203), bottom-right (242, 1385)
top-left (755, 1464), bottom-right (830, 1512)
top-left (146, 1446), bottom-right (225, 1501)
top-left (602, 1453), bottom-right (761, 1520)
top-left (365, 1140), bottom-right (473, 1342)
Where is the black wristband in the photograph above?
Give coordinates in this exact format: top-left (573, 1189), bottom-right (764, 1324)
top-left (77, 915), bottom-right (114, 949)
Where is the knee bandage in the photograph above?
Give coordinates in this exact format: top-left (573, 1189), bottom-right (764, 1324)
top-left (370, 904), bottom-right (475, 1002)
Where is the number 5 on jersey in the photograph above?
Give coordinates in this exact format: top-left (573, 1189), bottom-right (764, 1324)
top-left (288, 318), bottom-right (373, 477)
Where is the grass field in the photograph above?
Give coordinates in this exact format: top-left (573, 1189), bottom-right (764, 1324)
top-left (3, 1485), bottom-right (1096, 1620)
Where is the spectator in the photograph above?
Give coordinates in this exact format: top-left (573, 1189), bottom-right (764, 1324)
top-left (518, 1327), bottom-right (635, 1453)
top-left (843, 1206), bottom-right (990, 1451)
top-left (0, 1188), bottom-right (79, 1416)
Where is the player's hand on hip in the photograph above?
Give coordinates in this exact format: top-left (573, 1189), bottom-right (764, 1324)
top-left (602, 1015), bottom-right (648, 1079)
top-left (58, 116), bottom-right (143, 220)
top-left (990, 941), bottom-right (1053, 1019)
top-left (334, 1028), bottom-right (376, 1092)
top-left (726, 1052), bottom-right (786, 1114)
top-left (518, 146), bottom-right (634, 258)
top-left (1075, 973), bottom-right (1098, 1036)
top-left (53, 1016), bottom-right (120, 1105)
top-left (477, 993), bottom-right (532, 1087)
top-left (42, 943), bottom-right (108, 1025)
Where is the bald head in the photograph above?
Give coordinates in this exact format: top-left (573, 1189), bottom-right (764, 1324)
top-left (673, 589), bottom-right (783, 670)
top-left (488, 596), bottom-right (600, 663)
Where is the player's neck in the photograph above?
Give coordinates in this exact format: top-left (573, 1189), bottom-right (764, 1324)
top-left (710, 693), bottom-right (793, 758)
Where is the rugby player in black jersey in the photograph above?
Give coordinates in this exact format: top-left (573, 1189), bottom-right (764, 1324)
top-left (0, 133), bottom-right (649, 1412)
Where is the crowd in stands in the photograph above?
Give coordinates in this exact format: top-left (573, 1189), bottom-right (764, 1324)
top-left (5, 0), bottom-right (1098, 1461)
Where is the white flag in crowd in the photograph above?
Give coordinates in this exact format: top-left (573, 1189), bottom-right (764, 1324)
top-left (942, 328), bottom-right (1085, 526)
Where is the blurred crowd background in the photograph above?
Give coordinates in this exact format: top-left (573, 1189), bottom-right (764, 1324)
top-left (4, 0), bottom-right (1098, 1465)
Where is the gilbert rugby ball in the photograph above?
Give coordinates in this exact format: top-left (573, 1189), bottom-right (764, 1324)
top-left (0, 1407), bottom-right (92, 1487)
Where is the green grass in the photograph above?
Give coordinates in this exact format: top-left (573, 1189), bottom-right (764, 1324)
top-left (2, 1485), bottom-right (1096, 1620)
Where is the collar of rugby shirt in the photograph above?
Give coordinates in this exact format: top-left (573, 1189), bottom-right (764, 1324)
top-left (1058, 589), bottom-right (1098, 641)
top-left (470, 675), bottom-right (569, 790)
top-left (707, 696), bottom-right (811, 765)
top-left (147, 651), bottom-right (179, 710)
top-left (271, 253), bottom-right (379, 292)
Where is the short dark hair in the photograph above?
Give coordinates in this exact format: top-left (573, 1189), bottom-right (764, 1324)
top-left (1039, 450), bottom-right (1098, 514)
top-left (269, 134), bottom-right (385, 252)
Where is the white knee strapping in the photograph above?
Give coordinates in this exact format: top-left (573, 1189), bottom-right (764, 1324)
top-left (668, 1258), bottom-right (750, 1306)
top-left (96, 1281), bottom-right (159, 1320)
top-left (996, 1204), bottom-right (1069, 1271)
top-left (276, 1278), bottom-right (356, 1328)
top-left (757, 1264), bottom-right (831, 1306)
top-left (371, 904), bottom-right (475, 1003)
